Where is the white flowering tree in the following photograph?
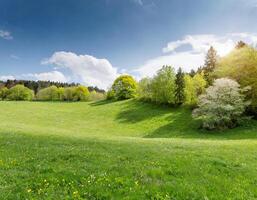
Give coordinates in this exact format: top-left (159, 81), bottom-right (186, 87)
top-left (193, 78), bottom-right (248, 130)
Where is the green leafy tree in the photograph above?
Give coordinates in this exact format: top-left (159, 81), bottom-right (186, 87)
top-left (151, 66), bottom-right (176, 104)
top-left (36, 86), bottom-right (63, 101)
top-left (215, 46), bottom-right (257, 116)
top-left (89, 90), bottom-right (105, 101)
top-left (184, 72), bottom-right (206, 106)
top-left (193, 73), bottom-right (207, 96)
top-left (136, 77), bottom-right (152, 101)
top-left (111, 75), bottom-right (137, 100)
top-left (106, 89), bottom-right (115, 100)
top-left (175, 67), bottom-right (185, 105)
top-left (73, 86), bottom-right (90, 101)
top-left (62, 87), bottom-right (75, 101)
top-left (0, 87), bottom-right (9, 100)
top-left (62, 86), bottom-right (89, 101)
top-left (193, 78), bottom-right (248, 130)
top-left (184, 75), bottom-right (196, 105)
top-left (6, 85), bottom-right (34, 101)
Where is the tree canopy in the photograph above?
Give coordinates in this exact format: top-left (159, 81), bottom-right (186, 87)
top-left (151, 66), bottom-right (176, 104)
top-left (6, 84), bottom-right (34, 101)
top-left (215, 46), bottom-right (257, 115)
top-left (111, 75), bottom-right (137, 100)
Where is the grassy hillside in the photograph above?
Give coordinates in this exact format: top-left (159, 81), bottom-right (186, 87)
top-left (0, 100), bottom-right (257, 199)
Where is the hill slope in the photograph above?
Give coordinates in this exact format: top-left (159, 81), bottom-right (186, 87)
top-left (0, 100), bottom-right (256, 199)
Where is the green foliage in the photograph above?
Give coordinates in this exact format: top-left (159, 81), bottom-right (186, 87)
top-left (36, 86), bottom-right (63, 101)
top-left (37, 85), bottom-right (90, 101)
top-left (175, 67), bottom-right (185, 105)
top-left (89, 90), bottom-right (105, 101)
top-left (111, 75), bottom-right (137, 100)
top-left (215, 46), bottom-right (257, 115)
top-left (6, 84), bottom-right (34, 101)
top-left (184, 75), bottom-right (196, 105)
top-left (62, 87), bottom-right (74, 101)
top-left (184, 72), bottom-right (206, 106)
top-left (193, 78), bottom-right (248, 130)
top-left (151, 66), bottom-right (176, 104)
top-left (73, 86), bottom-right (90, 101)
top-left (136, 77), bottom-right (152, 101)
top-left (62, 86), bottom-right (90, 101)
top-left (106, 89), bottom-right (115, 100)
top-left (0, 87), bottom-right (9, 100)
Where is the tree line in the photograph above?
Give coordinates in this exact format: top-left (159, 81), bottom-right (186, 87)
top-left (0, 84), bottom-right (105, 102)
top-left (0, 80), bottom-right (105, 94)
top-left (107, 41), bottom-right (257, 130)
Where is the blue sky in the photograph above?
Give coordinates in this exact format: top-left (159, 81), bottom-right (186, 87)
top-left (0, 0), bottom-right (257, 89)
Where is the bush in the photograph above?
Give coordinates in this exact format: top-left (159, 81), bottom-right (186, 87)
top-left (151, 66), bottom-right (176, 104)
top-left (193, 78), bottom-right (248, 130)
top-left (6, 85), bottom-right (34, 101)
top-left (36, 86), bottom-right (63, 101)
top-left (111, 75), bottom-right (137, 100)
top-left (0, 87), bottom-right (9, 100)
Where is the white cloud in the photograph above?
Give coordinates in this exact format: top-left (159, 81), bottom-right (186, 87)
top-left (0, 71), bottom-right (67, 83)
top-left (163, 34), bottom-right (235, 56)
top-left (23, 71), bottom-right (68, 82)
top-left (0, 75), bottom-right (15, 81)
top-left (134, 32), bottom-right (257, 78)
top-left (134, 51), bottom-right (205, 78)
top-left (0, 30), bottom-right (13, 40)
top-left (230, 32), bottom-right (257, 44)
top-left (42, 51), bottom-right (119, 89)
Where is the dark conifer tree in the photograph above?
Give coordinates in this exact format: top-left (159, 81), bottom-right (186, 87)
top-left (189, 69), bottom-right (196, 77)
top-left (203, 46), bottom-right (218, 85)
top-left (175, 67), bottom-right (185, 105)
top-left (235, 41), bottom-right (247, 49)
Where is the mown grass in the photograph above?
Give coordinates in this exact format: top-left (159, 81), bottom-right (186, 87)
top-left (0, 100), bottom-right (257, 199)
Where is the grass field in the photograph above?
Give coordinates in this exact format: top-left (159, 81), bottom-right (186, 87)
top-left (0, 100), bottom-right (257, 199)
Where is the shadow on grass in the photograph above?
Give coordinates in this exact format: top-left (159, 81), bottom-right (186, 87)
top-left (143, 108), bottom-right (204, 139)
top-left (89, 100), bottom-right (116, 106)
top-left (145, 113), bottom-right (257, 140)
top-left (115, 100), bottom-right (172, 123)
top-left (115, 100), bottom-right (257, 140)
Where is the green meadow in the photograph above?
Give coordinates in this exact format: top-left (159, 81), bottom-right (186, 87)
top-left (0, 100), bottom-right (257, 199)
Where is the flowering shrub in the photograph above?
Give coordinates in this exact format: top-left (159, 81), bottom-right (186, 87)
top-left (193, 78), bottom-right (248, 130)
